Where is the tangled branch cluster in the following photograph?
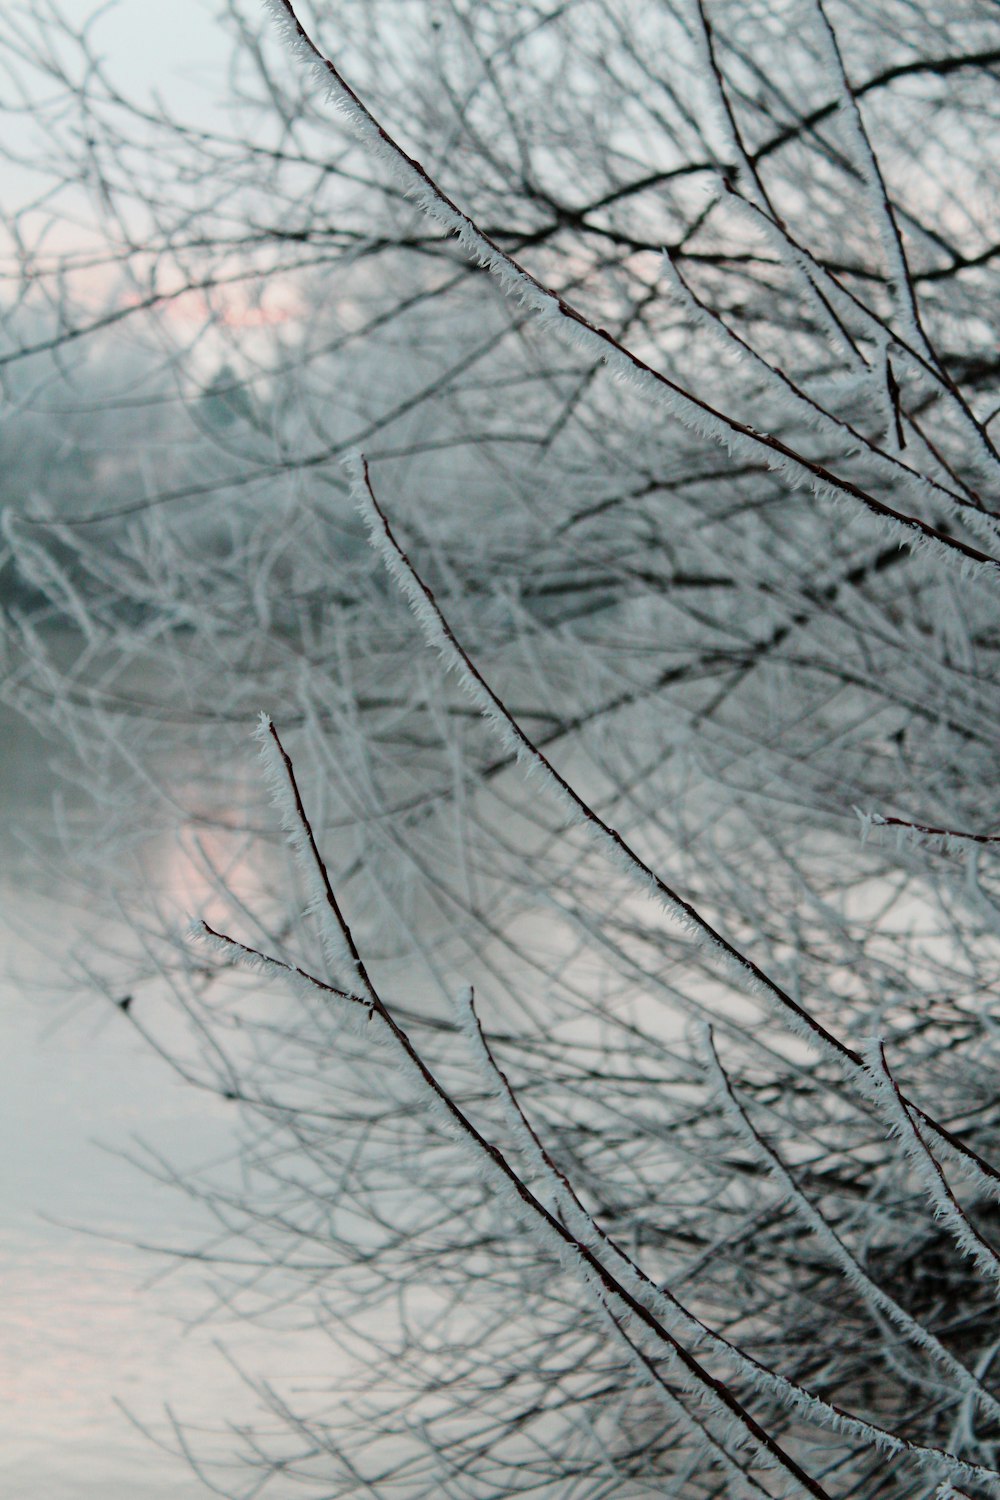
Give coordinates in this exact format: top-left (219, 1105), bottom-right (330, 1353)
top-left (2, 0), bottom-right (999, 1494)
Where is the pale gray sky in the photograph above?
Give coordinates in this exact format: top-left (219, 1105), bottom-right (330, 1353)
top-left (56, 0), bottom-right (230, 111)
top-left (2, 0), bottom-right (288, 312)
top-left (4, 0), bottom-right (237, 221)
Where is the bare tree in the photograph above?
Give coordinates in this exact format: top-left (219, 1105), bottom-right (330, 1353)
top-left (3, 0), bottom-right (1000, 1494)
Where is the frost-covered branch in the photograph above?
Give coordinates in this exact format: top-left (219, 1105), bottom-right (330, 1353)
top-left (264, 0), bottom-right (1000, 578)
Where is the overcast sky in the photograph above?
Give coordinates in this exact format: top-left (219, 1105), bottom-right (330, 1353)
top-left (4, 0), bottom-right (235, 219)
top-left (60, 0), bottom-right (229, 111)
top-left (1, 0), bottom-right (288, 311)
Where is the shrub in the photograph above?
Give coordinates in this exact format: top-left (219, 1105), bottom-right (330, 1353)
top-left (3, 1), bottom-right (999, 1493)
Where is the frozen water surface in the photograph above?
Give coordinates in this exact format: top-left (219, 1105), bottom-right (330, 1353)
top-left (1, 706), bottom-right (335, 1498)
